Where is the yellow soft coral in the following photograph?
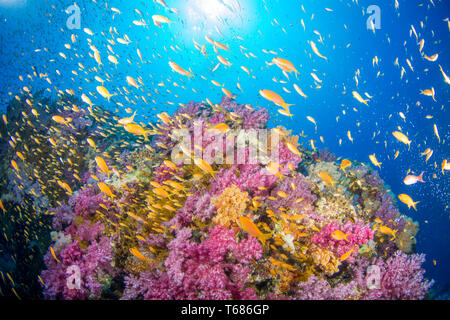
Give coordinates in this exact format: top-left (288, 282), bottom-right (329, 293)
top-left (310, 246), bottom-right (341, 276)
top-left (211, 185), bottom-right (249, 227)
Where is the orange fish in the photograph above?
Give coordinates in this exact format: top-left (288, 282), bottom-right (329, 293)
top-left (331, 230), bottom-right (350, 242)
top-left (259, 89), bottom-right (293, 110)
top-left (318, 171), bottom-right (336, 188)
top-left (169, 61), bottom-right (193, 77)
top-left (236, 216), bottom-right (271, 247)
top-left (403, 172), bottom-right (424, 185)
top-left (339, 248), bottom-right (355, 261)
top-left (398, 194), bottom-right (419, 210)
top-left (340, 159), bottom-right (352, 173)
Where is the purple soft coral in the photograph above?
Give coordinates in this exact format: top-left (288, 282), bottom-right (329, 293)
top-left (350, 251), bottom-right (434, 299)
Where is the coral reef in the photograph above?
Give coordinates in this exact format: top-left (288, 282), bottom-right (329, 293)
top-left (2, 95), bottom-right (432, 300)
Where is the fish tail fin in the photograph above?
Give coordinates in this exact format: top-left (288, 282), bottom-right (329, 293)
top-left (413, 201), bottom-right (420, 211)
top-left (418, 171), bottom-right (425, 182)
top-left (282, 103), bottom-right (294, 110)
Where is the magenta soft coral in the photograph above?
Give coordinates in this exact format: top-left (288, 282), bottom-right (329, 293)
top-left (168, 191), bottom-right (216, 228)
top-left (41, 235), bottom-right (115, 299)
top-left (123, 225), bottom-right (262, 299)
top-left (209, 164), bottom-right (278, 196)
top-left (68, 186), bottom-right (110, 218)
top-left (276, 142), bottom-right (302, 174)
top-left (311, 221), bottom-right (374, 263)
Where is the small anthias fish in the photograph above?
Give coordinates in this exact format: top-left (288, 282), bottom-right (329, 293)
top-left (318, 171), bottom-right (336, 188)
top-left (403, 172), bottom-right (425, 185)
top-left (259, 89), bottom-right (293, 110)
top-left (236, 215), bottom-right (271, 248)
top-left (331, 230), bottom-right (350, 242)
top-left (398, 194), bottom-right (419, 210)
top-left (340, 159), bottom-right (352, 173)
top-left (369, 154), bottom-right (382, 169)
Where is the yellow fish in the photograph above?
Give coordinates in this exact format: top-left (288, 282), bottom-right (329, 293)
top-left (96, 86), bottom-right (115, 101)
top-left (352, 91), bottom-right (369, 105)
top-left (194, 157), bottom-right (217, 180)
top-left (420, 88), bottom-right (436, 101)
top-left (271, 57), bottom-right (299, 77)
top-left (278, 108), bottom-right (293, 117)
top-left (310, 40), bottom-right (327, 60)
top-left (433, 124), bottom-right (440, 143)
top-left (424, 53), bottom-right (438, 62)
top-left (392, 131), bottom-right (411, 150)
top-left (318, 171), bottom-right (336, 188)
top-left (118, 111), bottom-right (137, 126)
top-left (87, 138), bottom-right (96, 149)
top-left (52, 115), bottom-right (71, 126)
top-left (369, 154), bottom-right (382, 169)
top-left (442, 159), bottom-right (449, 174)
top-left (169, 61), bottom-right (192, 77)
top-left (286, 142), bottom-right (302, 157)
top-left (95, 156), bottom-right (111, 177)
top-left (398, 194), bottom-right (419, 210)
top-left (293, 83), bottom-right (307, 98)
top-left (11, 159), bottom-right (19, 171)
top-left (129, 247), bottom-right (150, 262)
top-left (126, 76), bottom-right (139, 89)
top-left (152, 15), bottom-right (171, 26)
top-left (266, 162), bottom-right (283, 179)
top-left (50, 246), bottom-right (60, 263)
top-left (339, 248), bottom-right (355, 261)
top-left (438, 65), bottom-right (450, 85)
top-left (236, 215), bottom-right (271, 248)
top-left (81, 94), bottom-right (93, 107)
top-left (207, 123), bottom-right (230, 134)
top-left (153, 187), bottom-right (170, 199)
top-left (217, 55), bottom-right (231, 66)
top-left (340, 159), bottom-right (352, 173)
top-left (124, 123), bottom-right (151, 141)
top-left (16, 151), bottom-right (25, 161)
top-left (331, 230), bottom-right (350, 242)
top-left (377, 225), bottom-right (397, 240)
top-left (259, 89), bottom-right (293, 110)
top-left (98, 182), bottom-right (115, 198)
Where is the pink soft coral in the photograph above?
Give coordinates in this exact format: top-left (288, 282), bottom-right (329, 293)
top-left (311, 221), bottom-right (374, 263)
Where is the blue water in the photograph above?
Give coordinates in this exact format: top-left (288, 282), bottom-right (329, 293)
top-left (0, 0), bottom-right (449, 297)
